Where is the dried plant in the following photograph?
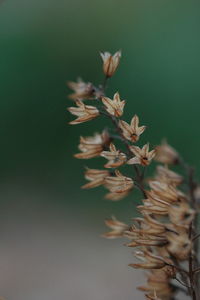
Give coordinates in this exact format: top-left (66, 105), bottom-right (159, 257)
top-left (68, 51), bottom-right (200, 300)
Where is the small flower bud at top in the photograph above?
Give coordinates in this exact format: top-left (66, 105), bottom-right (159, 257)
top-left (100, 51), bottom-right (121, 77)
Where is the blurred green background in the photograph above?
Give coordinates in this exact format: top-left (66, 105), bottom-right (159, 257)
top-left (0, 0), bottom-right (200, 299)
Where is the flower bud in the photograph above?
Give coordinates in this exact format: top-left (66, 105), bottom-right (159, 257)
top-left (100, 51), bottom-right (121, 77)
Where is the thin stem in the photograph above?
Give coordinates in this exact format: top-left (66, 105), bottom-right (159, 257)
top-left (97, 78), bottom-right (146, 198)
top-left (188, 223), bottom-right (197, 300)
top-left (165, 262), bottom-right (188, 276)
top-left (178, 157), bottom-right (198, 299)
top-left (99, 109), bottom-right (147, 197)
top-left (104, 112), bottom-right (141, 176)
top-left (134, 181), bottom-right (147, 198)
top-left (102, 76), bottom-right (109, 91)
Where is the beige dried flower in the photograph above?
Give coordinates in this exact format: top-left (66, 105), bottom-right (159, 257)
top-left (127, 143), bottom-right (156, 166)
top-left (104, 190), bottom-right (130, 201)
top-left (138, 270), bottom-right (173, 300)
top-left (132, 214), bottom-right (166, 236)
top-left (118, 114), bottom-right (146, 142)
top-left (145, 291), bottom-right (161, 300)
top-left (148, 181), bottom-right (186, 204)
top-left (101, 92), bottom-right (125, 117)
top-left (155, 141), bottom-right (179, 165)
top-left (101, 143), bottom-right (126, 168)
top-left (125, 214), bottom-right (167, 248)
top-left (126, 236), bottom-right (167, 248)
top-left (102, 216), bottom-right (129, 239)
top-left (82, 168), bottom-right (110, 189)
top-left (68, 99), bottom-right (99, 124)
top-left (155, 165), bottom-right (183, 186)
top-left (168, 201), bottom-right (195, 226)
top-left (74, 131), bottom-right (109, 159)
top-left (129, 249), bottom-right (166, 270)
top-left (137, 194), bottom-right (171, 216)
top-left (69, 50), bottom-right (198, 300)
top-left (166, 225), bottom-right (192, 260)
top-left (104, 170), bottom-right (134, 193)
top-left (100, 50), bottom-right (121, 77)
top-left (68, 78), bottom-right (95, 100)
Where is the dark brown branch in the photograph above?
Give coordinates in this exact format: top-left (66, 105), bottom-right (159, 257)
top-left (99, 109), bottom-right (147, 198)
top-left (178, 157), bottom-right (198, 299)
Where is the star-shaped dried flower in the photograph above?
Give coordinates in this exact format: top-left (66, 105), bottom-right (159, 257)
top-left (104, 170), bottom-right (134, 193)
top-left (68, 78), bottom-right (95, 100)
top-left (154, 140), bottom-right (179, 164)
top-left (68, 99), bottom-right (99, 124)
top-left (82, 168), bottom-right (110, 189)
top-left (100, 50), bottom-right (121, 77)
top-left (101, 92), bottom-right (125, 117)
top-left (118, 115), bottom-right (146, 142)
top-left (74, 131), bottom-right (109, 159)
top-left (102, 216), bottom-right (129, 239)
top-left (101, 143), bottom-right (126, 168)
top-left (127, 143), bottom-right (156, 166)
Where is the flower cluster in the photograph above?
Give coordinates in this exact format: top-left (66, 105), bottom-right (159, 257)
top-left (68, 51), bottom-right (199, 299)
top-left (104, 163), bottom-right (196, 299)
top-left (68, 52), bottom-right (152, 201)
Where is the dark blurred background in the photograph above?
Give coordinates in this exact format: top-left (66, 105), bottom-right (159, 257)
top-left (0, 0), bottom-right (200, 299)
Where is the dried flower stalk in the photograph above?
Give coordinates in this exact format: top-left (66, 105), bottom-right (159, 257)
top-left (68, 51), bottom-right (200, 300)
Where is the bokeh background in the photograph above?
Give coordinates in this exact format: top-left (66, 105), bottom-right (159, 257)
top-left (0, 0), bottom-right (200, 299)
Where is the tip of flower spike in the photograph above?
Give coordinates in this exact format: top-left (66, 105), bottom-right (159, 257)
top-left (100, 50), bottom-right (121, 77)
